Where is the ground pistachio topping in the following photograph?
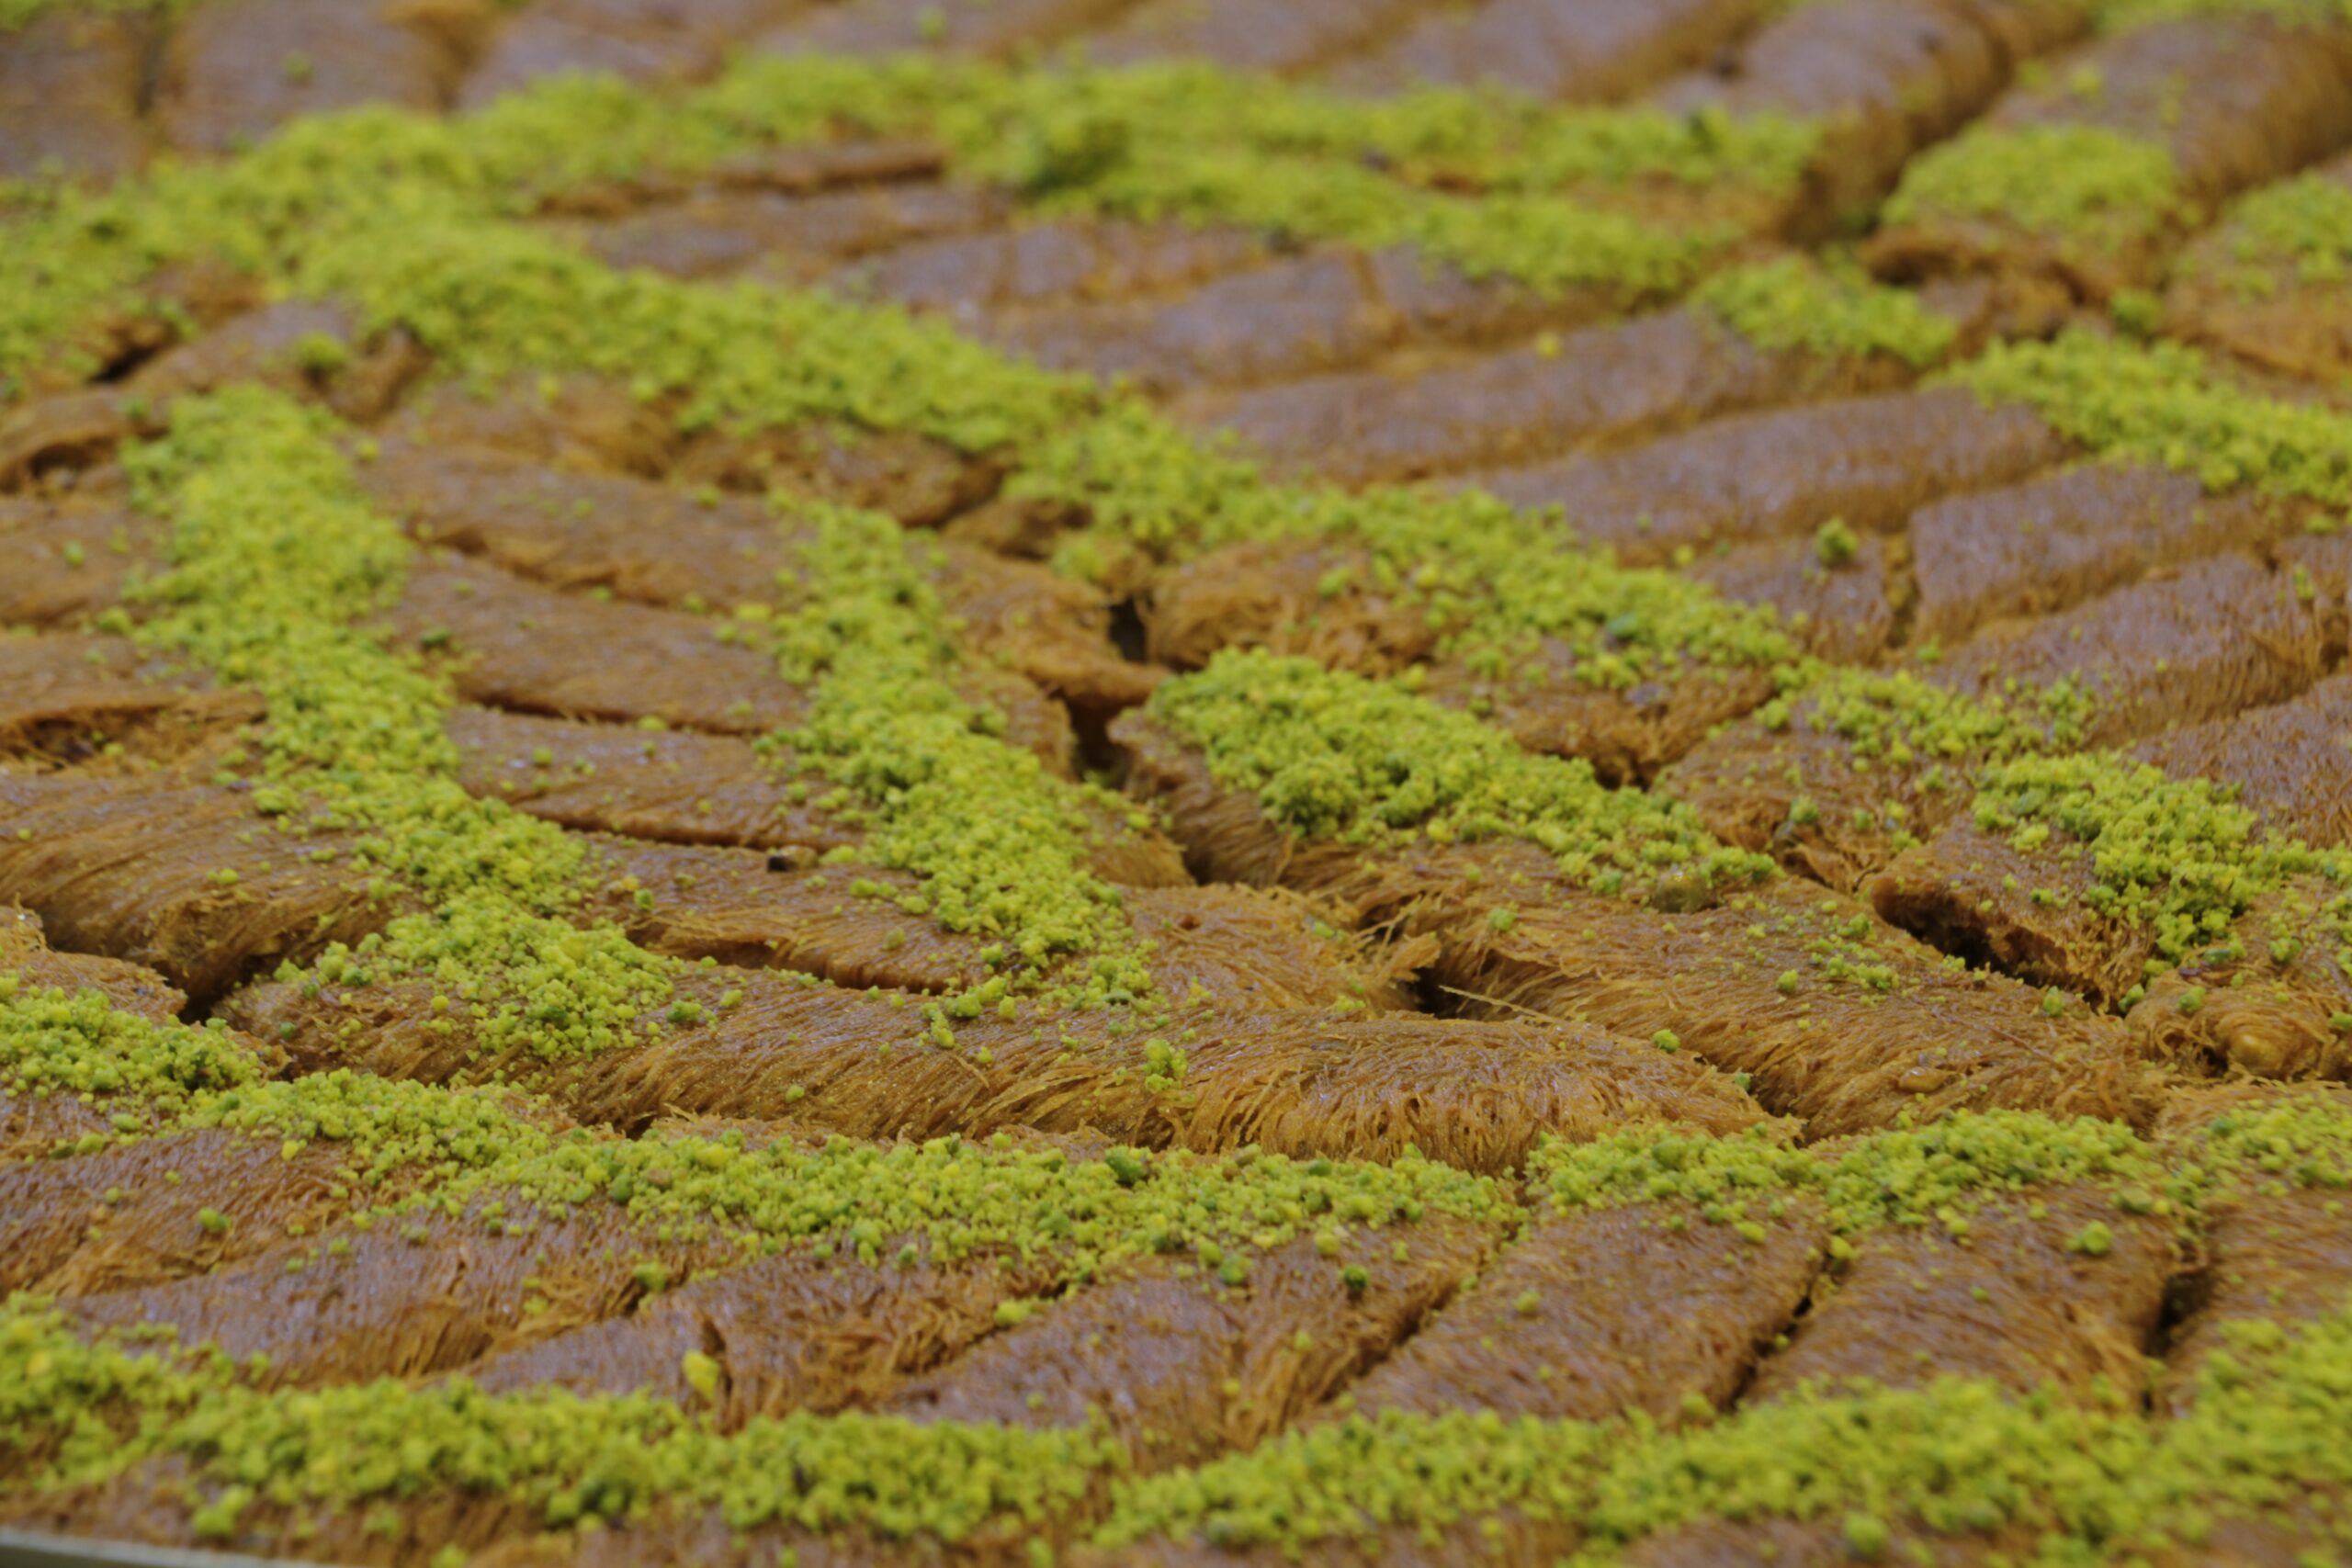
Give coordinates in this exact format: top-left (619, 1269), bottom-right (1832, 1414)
top-left (2188, 1091), bottom-right (2352, 1194)
top-left (693, 55), bottom-right (1821, 197)
top-left (0, 0), bottom-right (548, 34)
top-left (0, 0), bottom-right (177, 29)
top-left (2181, 168), bottom-right (2352, 296)
top-left (1098, 1404), bottom-right (1618, 1554)
top-left (9, 27), bottom-right (2352, 1568)
top-left (0, 983), bottom-right (261, 1129)
top-left (6, 39), bottom-right (1822, 220)
top-left (0, 49), bottom-right (2285, 921)
top-left (759, 505), bottom-right (1158, 1025)
top-left (176, 1070), bottom-right (560, 1188)
top-left (1688, 255), bottom-right (1959, 369)
top-left (124, 388), bottom-right (679, 1059)
top-left (0, 1301), bottom-right (1122, 1548)
top-left (1531, 1111), bottom-right (2183, 1236)
top-left (550, 54), bottom-right (1814, 295)
top-left (8, 119), bottom-right (1885, 660)
top-left (1724, 662), bottom-right (2352, 989)
top-left (2095, 0), bottom-right (2352, 27)
top-left (0, 49), bottom-right (1826, 402)
top-left (1146, 649), bottom-right (1776, 897)
top-left (1026, 254), bottom-right (1955, 585)
top-left (1882, 123), bottom-right (2184, 254)
top-left (290, 197), bottom-right (1769, 715)
top-left (118, 389), bottom-right (1192, 1056)
top-left (0, 973), bottom-right (581, 1181)
top-left (1347, 486), bottom-right (1806, 689)
top-left (1096, 1299), bottom-right (2352, 1561)
top-left (1968, 752), bottom-right (2352, 968)
top-left (0, 76), bottom-right (1906, 723)
top-left (1034, 408), bottom-right (1809, 688)
top-left (1946, 329), bottom-right (2352, 522)
top-left (1050, 143), bottom-right (1719, 295)
top-left (0, 109), bottom-right (487, 399)
top-left (421, 1127), bottom-right (1511, 1273)
top-left (9, 34), bottom-right (2345, 1064)
top-left (6, 977), bottom-right (1510, 1279)
top-left (1757, 664), bottom-right (2094, 770)
top-left (295, 201), bottom-right (1087, 454)
top-left (13, 990), bottom-right (2347, 1562)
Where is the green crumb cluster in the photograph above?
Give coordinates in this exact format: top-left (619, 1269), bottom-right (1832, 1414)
top-left (1016, 401), bottom-right (1283, 570)
top-left (0, 1302), bottom-right (1120, 1548)
top-left (1029, 141), bottom-right (1719, 297)
top-left (125, 388), bottom-right (678, 1058)
top-left (0, 98), bottom-right (1095, 430)
top-left (0, 51), bottom-right (1826, 403)
top-left (14, 25), bottom-right (2352, 1568)
top-left (1946, 329), bottom-right (2352, 519)
top-left (1812, 518), bottom-right (1860, 568)
top-left (661, 55), bottom-right (1815, 296)
top-left (0, 53), bottom-right (1854, 648)
top-left (0, 110), bottom-right (466, 400)
top-left (1098, 1404), bottom-right (1617, 1553)
top-left (1532, 1110), bottom-right (2180, 1236)
top-left (4, 977), bottom-right (1509, 1272)
top-left (178, 1070), bottom-right (560, 1188)
top-left (0, 983), bottom-right (262, 1128)
top-left (2190, 1091), bottom-right (2352, 1193)
top-left (1146, 649), bottom-right (1775, 896)
top-left (295, 207), bottom-right (1086, 457)
top-left (1351, 485), bottom-right (1804, 689)
top-left (12, 1060), bottom-right (2348, 1563)
top-left (849, 57), bottom-right (1822, 199)
top-left (432, 1128), bottom-right (1511, 1271)
top-left (2095, 0), bottom-right (2352, 28)
top-left (1883, 123), bottom-right (2183, 254)
top-left (1100, 1299), bottom-right (2352, 1561)
top-left (762, 506), bottom-right (1157, 1021)
top-left (1968, 751), bottom-right (2343, 962)
top-left (132, 367), bottom-right (1165, 1040)
top-left (1531, 1123), bottom-right (1819, 1224)
top-left (1812, 1111), bottom-right (2179, 1230)
top-left (2190, 169), bottom-right (2352, 296)
top-left (1035, 411), bottom-right (1806, 682)
top-left (7, 41), bottom-right (1821, 228)
top-left (1690, 256), bottom-right (1959, 369)
top-left (1755, 663), bottom-right (2094, 773)
top-left (1746, 892), bottom-right (1910, 996)
top-left (1566, 1376), bottom-right (2145, 1561)
top-left (1739, 654), bottom-right (2350, 987)
top-left (0, 0), bottom-right (178, 28)
top-left (0, 975), bottom-right (568, 1180)
top-left (0, 66), bottom-right (1891, 716)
